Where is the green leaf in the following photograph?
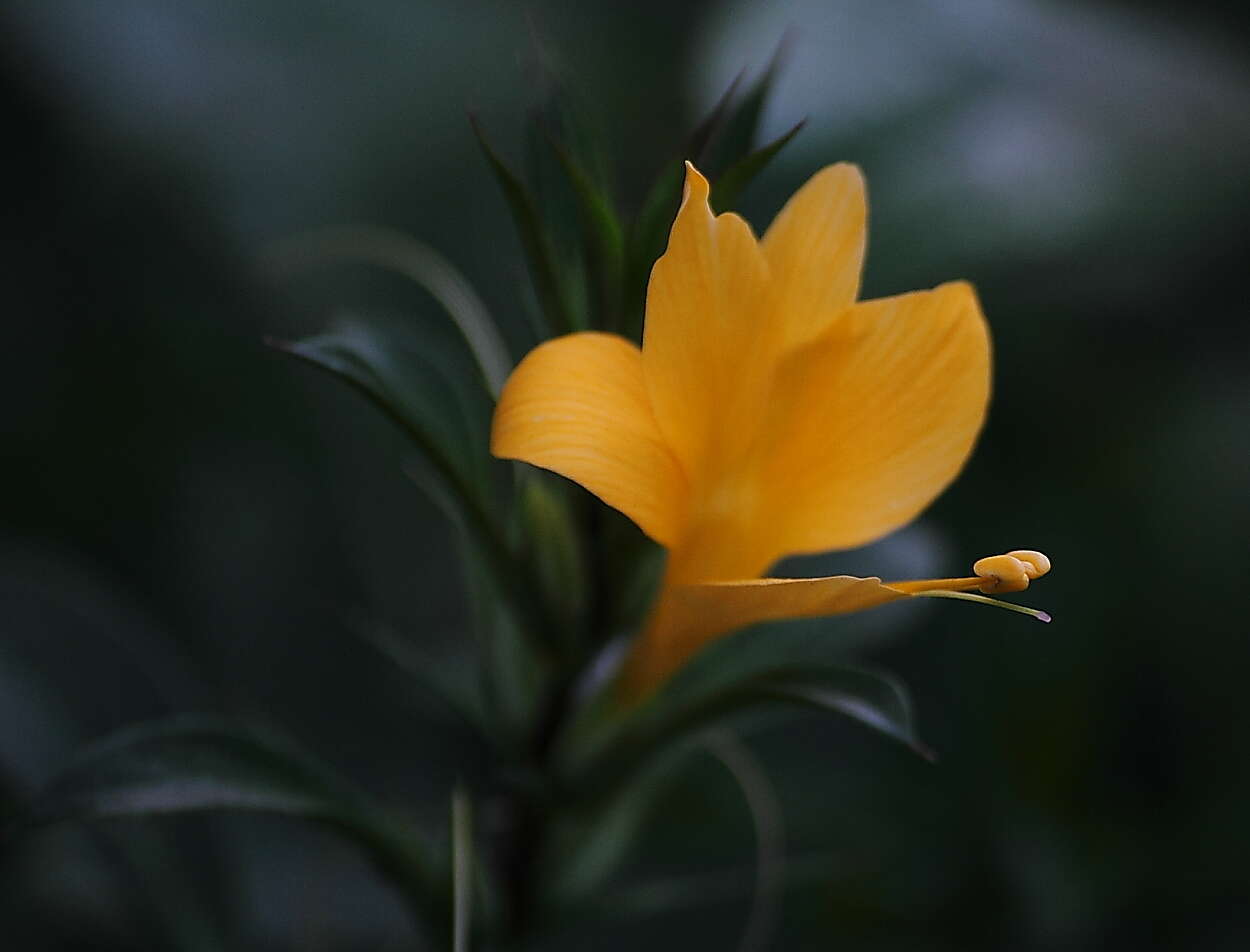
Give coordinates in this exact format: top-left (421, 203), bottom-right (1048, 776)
top-left (402, 457), bottom-right (561, 740)
top-left (557, 646), bottom-right (929, 796)
top-left (471, 116), bottom-right (580, 336)
top-left (542, 729), bottom-right (786, 916)
top-left (704, 37), bottom-right (792, 177)
top-left (271, 318), bottom-right (563, 657)
top-left (594, 507), bottom-right (665, 637)
top-left (702, 730), bottom-right (782, 952)
top-left (16, 716), bottom-right (444, 935)
top-left (262, 224), bottom-right (514, 397)
top-left (271, 313), bottom-right (495, 514)
top-left (685, 70), bottom-right (745, 166)
top-left (519, 475), bottom-right (589, 636)
top-left (754, 674), bottom-right (930, 758)
top-left (341, 609), bottom-right (490, 738)
top-left (710, 119), bottom-right (806, 213)
top-left (536, 81), bottom-right (615, 196)
top-left (545, 132), bottom-right (626, 332)
top-left (539, 741), bottom-right (689, 908)
top-left (620, 61), bottom-right (791, 340)
top-left (622, 159), bottom-right (684, 341)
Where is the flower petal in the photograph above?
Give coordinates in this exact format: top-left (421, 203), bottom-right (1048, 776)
top-left (491, 332), bottom-right (688, 547)
top-left (621, 574), bottom-right (908, 696)
top-left (760, 163), bottom-right (867, 349)
top-left (643, 162), bottom-right (772, 482)
top-left (755, 280), bottom-right (990, 556)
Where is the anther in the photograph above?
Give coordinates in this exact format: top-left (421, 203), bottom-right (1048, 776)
top-left (1007, 550), bottom-right (1051, 578)
top-left (972, 550), bottom-right (1051, 594)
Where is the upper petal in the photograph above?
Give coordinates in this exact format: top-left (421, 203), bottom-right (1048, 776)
top-left (642, 162), bottom-right (772, 482)
top-left (761, 163), bottom-right (867, 349)
top-left (491, 332), bottom-right (688, 547)
top-left (754, 281), bottom-right (991, 556)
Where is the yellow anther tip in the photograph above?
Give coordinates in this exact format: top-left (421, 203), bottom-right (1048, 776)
top-left (972, 550), bottom-right (1050, 594)
top-left (1006, 549), bottom-right (1051, 578)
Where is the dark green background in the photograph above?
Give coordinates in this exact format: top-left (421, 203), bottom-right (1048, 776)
top-left (3, 0), bottom-right (1248, 948)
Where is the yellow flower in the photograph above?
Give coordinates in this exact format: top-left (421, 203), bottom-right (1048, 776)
top-left (492, 161), bottom-right (1049, 698)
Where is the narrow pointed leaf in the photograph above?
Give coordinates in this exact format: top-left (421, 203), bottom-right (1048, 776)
top-left (519, 475), bottom-right (589, 634)
top-left (686, 70), bottom-right (744, 165)
top-left (471, 116), bottom-right (579, 336)
top-left (16, 716), bottom-right (443, 934)
top-left (710, 119), bottom-right (806, 213)
top-left (702, 730), bottom-right (783, 952)
top-left (623, 159), bottom-right (684, 341)
top-left (629, 160), bottom-right (684, 267)
top-left (271, 319), bottom-right (561, 654)
top-left (756, 674), bottom-right (932, 760)
top-left (271, 314), bottom-right (495, 514)
top-left (623, 57), bottom-right (789, 340)
top-left (705, 36), bottom-right (792, 176)
top-left (545, 132), bottom-right (626, 332)
top-left (539, 741), bottom-right (689, 908)
top-left (537, 82), bottom-right (615, 195)
top-left (559, 656), bottom-right (928, 795)
top-left (263, 224), bottom-right (513, 396)
top-left (341, 609), bottom-right (489, 737)
top-left (401, 458), bottom-right (563, 729)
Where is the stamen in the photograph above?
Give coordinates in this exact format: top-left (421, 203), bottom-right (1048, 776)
top-left (888, 575), bottom-right (983, 594)
top-left (910, 589), bottom-right (1052, 623)
top-left (887, 550), bottom-right (1052, 596)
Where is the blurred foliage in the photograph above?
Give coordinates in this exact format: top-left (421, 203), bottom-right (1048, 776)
top-left (3, 0), bottom-right (1250, 949)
